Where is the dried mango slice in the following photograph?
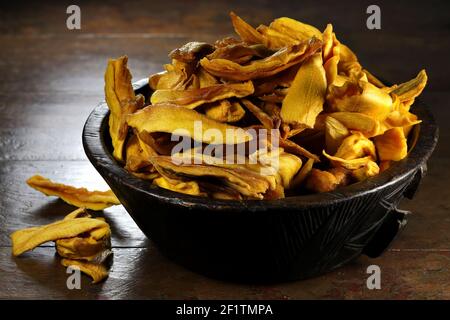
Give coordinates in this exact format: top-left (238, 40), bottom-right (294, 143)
top-left (168, 42), bottom-right (214, 63)
top-left (61, 259), bottom-right (109, 284)
top-left (281, 53), bottom-right (327, 128)
top-left (105, 56), bottom-right (144, 161)
top-left (279, 138), bottom-right (320, 162)
top-left (11, 217), bottom-right (109, 256)
top-left (325, 116), bottom-right (349, 155)
top-left (323, 151), bottom-right (373, 170)
top-left (338, 44), bottom-right (363, 77)
top-left (207, 43), bottom-right (273, 64)
top-left (290, 157), bottom-right (314, 189)
top-left (26, 175), bottom-right (120, 210)
top-left (204, 100), bottom-right (246, 123)
top-left (334, 132), bottom-right (376, 160)
top-left (277, 153), bottom-right (302, 188)
top-left (197, 67), bottom-right (219, 87)
top-left (305, 168), bottom-right (339, 193)
top-left (229, 12), bottom-right (263, 45)
top-left (127, 104), bottom-right (252, 144)
top-left (363, 69), bottom-right (385, 88)
top-left (327, 78), bottom-right (393, 120)
top-left (269, 17), bottom-right (323, 41)
top-left (150, 81), bottom-right (254, 109)
top-left (125, 134), bottom-right (153, 172)
top-left (390, 70), bottom-right (427, 103)
top-left (200, 38), bottom-right (322, 81)
top-left (352, 160), bottom-right (380, 181)
top-left (153, 176), bottom-right (205, 196)
top-left (256, 24), bottom-right (299, 50)
top-left (151, 155), bottom-right (276, 199)
top-left (150, 60), bottom-right (194, 90)
top-left (374, 127), bottom-right (408, 161)
top-left (241, 99), bottom-right (275, 129)
top-left (328, 112), bottom-right (381, 137)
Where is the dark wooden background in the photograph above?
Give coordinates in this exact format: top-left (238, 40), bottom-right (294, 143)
top-left (0, 0), bottom-right (449, 299)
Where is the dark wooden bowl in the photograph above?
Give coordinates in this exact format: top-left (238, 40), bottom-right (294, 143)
top-left (83, 79), bottom-right (438, 283)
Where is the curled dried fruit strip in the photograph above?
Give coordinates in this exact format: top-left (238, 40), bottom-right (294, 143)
top-left (279, 138), bottom-right (320, 162)
top-left (153, 176), bottom-right (205, 196)
top-left (150, 81), bottom-right (254, 109)
top-left (151, 155), bottom-right (276, 199)
top-left (281, 53), bottom-right (327, 128)
top-left (61, 259), bottom-right (109, 284)
top-left (229, 11), bottom-right (263, 45)
top-left (11, 216), bottom-right (109, 256)
top-left (127, 104), bottom-right (252, 144)
top-left (200, 38), bottom-right (322, 81)
top-left (390, 70), bottom-right (427, 103)
top-left (105, 56), bottom-right (144, 161)
top-left (26, 175), bottom-right (120, 210)
top-left (168, 42), bottom-right (214, 63)
top-left (323, 151), bottom-right (373, 170)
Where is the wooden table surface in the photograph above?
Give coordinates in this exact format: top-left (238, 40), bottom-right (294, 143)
top-left (0, 0), bottom-right (449, 299)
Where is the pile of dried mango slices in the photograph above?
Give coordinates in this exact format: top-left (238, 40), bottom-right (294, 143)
top-left (108, 12), bottom-right (427, 200)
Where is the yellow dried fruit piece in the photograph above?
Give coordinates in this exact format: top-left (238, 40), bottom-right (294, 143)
top-left (352, 160), bottom-right (380, 182)
top-left (256, 25), bottom-right (298, 50)
top-left (323, 150), bottom-right (373, 170)
top-left (125, 134), bottom-right (153, 172)
top-left (363, 69), bottom-right (385, 88)
top-left (374, 127), bottom-right (408, 161)
top-left (277, 153), bottom-right (302, 188)
top-left (327, 79), bottom-right (393, 120)
top-left (290, 157), bottom-right (314, 189)
top-left (61, 259), bottom-right (109, 284)
top-left (391, 70), bottom-right (427, 103)
top-left (197, 67), bottom-right (219, 87)
top-left (150, 81), bottom-right (254, 109)
top-left (270, 17), bottom-right (322, 40)
top-left (334, 132), bottom-right (376, 160)
top-left (168, 41), bottom-right (214, 63)
top-left (338, 44), bottom-right (362, 77)
top-left (329, 112), bottom-right (381, 137)
top-left (153, 176), bottom-right (205, 196)
top-left (325, 116), bottom-right (349, 155)
top-left (200, 38), bottom-right (322, 81)
top-left (241, 99), bottom-right (274, 129)
top-left (127, 104), bottom-right (252, 144)
top-left (26, 175), bottom-right (120, 210)
top-left (105, 56), bottom-right (143, 161)
top-left (229, 11), bottom-right (263, 45)
top-left (204, 100), bottom-right (246, 123)
top-left (11, 217), bottom-right (109, 256)
top-left (150, 60), bottom-right (193, 90)
top-left (279, 138), bottom-right (320, 162)
top-left (305, 168), bottom-right (338, 193)
top-left (151, 156), bottom-right (275, 199)
top-left (281, 53), bottom-right (327, 128)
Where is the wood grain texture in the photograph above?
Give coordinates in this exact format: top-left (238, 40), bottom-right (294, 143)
top-left (2, 247), bottom-right (449, 299)
top-left (0, 0), bottom-right (449, 299)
